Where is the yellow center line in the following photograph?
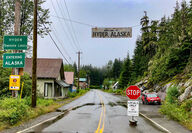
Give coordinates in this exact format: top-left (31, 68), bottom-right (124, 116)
top-left (99, 103), bottom-right (106, 133)
top-left (95, 94), bottom-right (106, 133)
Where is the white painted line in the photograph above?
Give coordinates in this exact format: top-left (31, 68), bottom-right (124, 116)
top-left (16, 112), bottom-right (64, 133)
top-left (17, 106), bottom-right (76, 133)
top-left (140, 113), bottom-right (172, 133)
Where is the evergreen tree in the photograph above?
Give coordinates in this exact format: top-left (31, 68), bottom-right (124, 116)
top-left (172, 0), bottom-right (182, 45)
top-left (119, 54), bottom-right (132, 89)
top-left (188, 0), bottom-right (192, 68)
top-left (148, 20), bottom-right (159, 57)
top-left (106, 60), bottom-right (113, 78)
top-left (112, 58), bottom-right (123, 79)
top-left (180, 0), bottom-right (188, 43)
top-left (140, 11), bottom-right (150, 54)
top-left (132, 37), bottom-right (148, 80)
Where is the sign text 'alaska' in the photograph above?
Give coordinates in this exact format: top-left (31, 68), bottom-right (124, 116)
top-left (92, 27), bottom-right (132, 38)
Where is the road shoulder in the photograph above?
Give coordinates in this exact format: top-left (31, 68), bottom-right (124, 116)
top-left (0, 92), bottom-right (88, 133)
top-left (116, 94), bottom-right (191, 133)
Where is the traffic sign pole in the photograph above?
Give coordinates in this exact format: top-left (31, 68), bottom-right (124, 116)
top-left (126, 86), bottom-right (141, 126)
top-left (12, 0), bottom-right (21, 98)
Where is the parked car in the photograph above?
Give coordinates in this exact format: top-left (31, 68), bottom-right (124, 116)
top-left (142, 93), bottom-right (161, 105)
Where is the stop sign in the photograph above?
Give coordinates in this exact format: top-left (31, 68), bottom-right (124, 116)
top-left (126, 86), bottom-right (141, 99)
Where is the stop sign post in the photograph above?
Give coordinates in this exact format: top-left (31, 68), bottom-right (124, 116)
top-left (126, 85), bottom-right (141, 126)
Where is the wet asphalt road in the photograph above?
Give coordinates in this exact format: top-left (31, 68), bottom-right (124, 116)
top-left (40, 90), bottom-right (162, 133)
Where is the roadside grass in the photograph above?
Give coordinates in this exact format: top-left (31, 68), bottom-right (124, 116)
top-left (160, 100), bottom-right (192, 130)
top-left (160, 86), bottom-right (192, 130)
top-left (0, 89), bottom-right (88, 131)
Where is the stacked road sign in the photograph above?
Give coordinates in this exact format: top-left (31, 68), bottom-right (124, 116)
top-left (3, 35), bottom-right (27, 90)
top-left (126, 86), bottom-right (141, 123)
top-left (3, 36), bottom-right (27, 68)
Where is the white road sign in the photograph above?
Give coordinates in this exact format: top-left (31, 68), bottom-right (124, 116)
top-left (127, 101), bottom-right (139, 116)
top-left (92, 27), bottom-right (132, 38)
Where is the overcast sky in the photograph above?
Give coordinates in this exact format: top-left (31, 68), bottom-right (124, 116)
top-left (37, 0), bottom-right (190, 67)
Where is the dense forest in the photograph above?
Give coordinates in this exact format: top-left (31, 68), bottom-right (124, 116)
top-left (101, 0), bottom-right (191, 89)
top-left (76, 0), bottom-right (192, 89)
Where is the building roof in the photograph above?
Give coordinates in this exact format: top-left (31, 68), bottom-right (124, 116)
top-left (79, 78), bottom-right (87, 82)
top-left (64, 72), bottom-right (74, 84)
top-left (24, 58), bottom-right (64, 79)
top-left (55, 80), bottom-right (69, 87)
top-left (112, 81), bottom-right (119, 88)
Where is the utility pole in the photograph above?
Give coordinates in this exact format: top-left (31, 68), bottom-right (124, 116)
top-left (32, 0), bottom-right (38, 108)
top-left (13, 0), bottom-right (21, 97)
top-left (77, 51), bottom-right (82, 93)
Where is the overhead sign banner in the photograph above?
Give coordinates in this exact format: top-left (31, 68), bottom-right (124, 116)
top-left (92, 27), bottom-right (132, 38)
top-left (9, 75), bottom-right (21, 90)
top-left (3, 53), bottom-right (25, 68)
top-left (3, 36), bottom-right (27, 50)
top-left (127, 101), bottom-right (139, 116)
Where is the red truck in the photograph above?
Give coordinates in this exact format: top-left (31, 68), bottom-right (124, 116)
top-left (142, 93), bottom-right (161, 105)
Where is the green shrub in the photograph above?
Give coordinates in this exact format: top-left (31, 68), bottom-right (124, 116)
top-left (37, 98), bottom-right (54, 107)
top-left (160, 102), bottom-right (190, 122)
top-left (0, 61), bottom-right (12, 97)
top-left (108, 89), bottom-right (113, 93)
top-left (113, 89), bottom-right (122, 94)
top-left (181, 99), bottom-right (192, 112)
top-left (67, 91), bottom-right (77, 98)
top-left (85, 88), bottom-right (90, 91)
top-left (166, 86), bottom-right (179, 104)
top-left (0, 97), bottom-right (56, 125)
top-left (78, 89), bottom-right (87, 95)
top-left (0, 98), bottom-right (30, 125)
top-left (20, 73), bottom-right (32, 97)
top-left (160, 88), bottom-right (192, 129)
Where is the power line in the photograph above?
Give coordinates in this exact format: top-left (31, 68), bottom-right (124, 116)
top-left (51, 15), bottom-right (96, 27)
top-left (62, 0), bottom-right (81, 51)
top-left (53, 0), bottom-right (80, 51)
top-left (51, 0), bottom-right (79, 52)
top-left (38, 14), bottom-right (71, 64)
top-left (51, 15), bottom-right (140, 28)
top-left (51, 24), bottom-right (73, 64)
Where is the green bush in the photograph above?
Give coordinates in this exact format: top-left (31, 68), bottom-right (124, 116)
top-left (67, 91), bottom-right (77, 98)
top-left (67, 89), bottom-right (88, 98)
top-left (0, 98), bottom-right (30, 125)
top-left (37, 98), bottom-right (54, 107)
top-left (0, 97), bottom-right (56, 125)
top-left (160, 102), bottom-right (190, 122)
top-left (20, 73), bottom-right (32, 97)
top-left (181, 99), bottom-right (192, 112)
top-left (166, 86), bottom-right (179, 104)
top-left (78, 89), bottom-right (87, 95)
top-left (160, 87), bottom-right (192, 129)
top-left (108, 89), bottom-right (113, 93)
top-left (0, 61), bottom-right (12, 97)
